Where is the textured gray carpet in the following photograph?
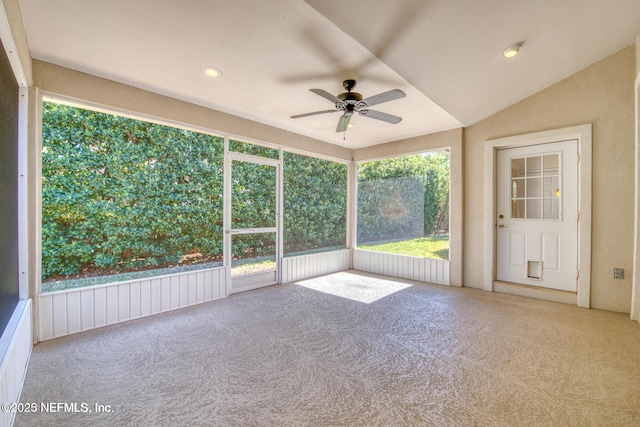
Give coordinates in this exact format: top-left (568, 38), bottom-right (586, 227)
top-left (16, 271), bottom-right (640, 426)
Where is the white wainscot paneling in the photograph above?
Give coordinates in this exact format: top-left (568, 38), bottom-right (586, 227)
top-left (0, 300), bottom-right (33, 427)
top-left (38, 267), bottom-right (227, 341)
top-left (353, 249), bottom-right (450, 285)
top-left (282, 249), bottom-right (351, 283)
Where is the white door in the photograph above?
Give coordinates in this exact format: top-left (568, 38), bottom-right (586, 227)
top-left (496, 140), bottom-right (578, 292)
top-left (225, 154), bottom-right (280, 294)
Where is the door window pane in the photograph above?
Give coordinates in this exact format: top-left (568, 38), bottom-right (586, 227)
top-left (511, 199), bottom-right (525, 218)
top-left (543, 154), bottom-right (559, 175)
top-left (543, 199), bottom-right (560, 219)
top-left (526, 177), bottom-right (542, 197)
top-left (512, 179), bottom-right (525, 198)
top-left (510, 153), bottom-right (562, 220)
top-left (511, 158), bottom-right (525, 178)
top-left (543, 176), bottom-right (560, 197)
top-left (526, 156), bottom-right (542, 176)
top-left (527, 199), bottom-right (542, 219)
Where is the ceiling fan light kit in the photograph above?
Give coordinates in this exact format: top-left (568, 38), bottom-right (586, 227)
top-left (291, 79), bottom-right (406, 132)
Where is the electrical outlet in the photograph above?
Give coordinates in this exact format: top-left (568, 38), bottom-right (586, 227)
top-left (613, 268), bottom-right (624, 279)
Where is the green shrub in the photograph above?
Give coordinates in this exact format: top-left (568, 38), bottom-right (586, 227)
top-left (42, 102), bottom-right (224, 279)
top-left (283, 152), bottom-right (347, 254)
top-left (42, 103), bottom-right (448, 281)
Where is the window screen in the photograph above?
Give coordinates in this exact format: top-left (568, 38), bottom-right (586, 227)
top-left (0, 39), bottom-right (20, 333)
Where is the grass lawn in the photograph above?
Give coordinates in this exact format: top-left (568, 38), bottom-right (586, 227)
top-left (358, 234), bottom-right (449, 260)
top-left (231, 257), bottom-right (276, 276)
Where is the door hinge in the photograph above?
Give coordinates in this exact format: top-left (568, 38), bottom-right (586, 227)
top-left (576, 269), bottom-right (580, 279)
top-left (577, 211), bottom-right (580, 221)
top-left (577, 153), bottom-right (581, 163)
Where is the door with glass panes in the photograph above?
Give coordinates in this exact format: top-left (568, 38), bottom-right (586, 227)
top-left (496, 140), bottom-right (578, 292)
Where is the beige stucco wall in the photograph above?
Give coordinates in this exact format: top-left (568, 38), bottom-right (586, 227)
top-left (464, 45), bottom-right (636, 313)
top-left (636, 37), bottom-right (640, 76)
top-left (352, 129), bottom-right (461, 162)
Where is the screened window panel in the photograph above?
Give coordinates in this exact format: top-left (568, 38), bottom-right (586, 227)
top-left (283, 152), bottom-right (347, 256)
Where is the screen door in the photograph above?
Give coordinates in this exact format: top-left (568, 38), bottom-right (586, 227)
top-left (226, 154), bottom-right (279, 294)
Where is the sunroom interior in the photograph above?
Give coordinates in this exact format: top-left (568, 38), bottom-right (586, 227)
top-left (2, 0), bottom-right (640, 425)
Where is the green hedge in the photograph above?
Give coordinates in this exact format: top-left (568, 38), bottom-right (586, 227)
top-left (42, 103), bottom-right (224, 278)
top-left (42, 103), bottom-right (447, 281)
top-left (283, 152), bottom-right (347, 254)
top-left (42, 103), bottom-right (349, 279)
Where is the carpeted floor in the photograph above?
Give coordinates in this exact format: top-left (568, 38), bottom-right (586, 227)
top-left (15, 271), bottom-right (640, 426)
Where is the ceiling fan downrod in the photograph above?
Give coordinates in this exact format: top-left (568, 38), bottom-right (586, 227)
top-left (337, 79), bottom-right (363, 104)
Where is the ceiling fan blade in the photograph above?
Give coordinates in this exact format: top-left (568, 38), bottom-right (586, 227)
top-left (336, 113), bottom-right (352, 132)
top-left (358, 109), bottom-right (402, 124)
top-left (360, 89), bottom-right (406, 108)
top-left (310, 88), bottom-right (342, 104)
top-left (290, 110), bottom-right (338, 119)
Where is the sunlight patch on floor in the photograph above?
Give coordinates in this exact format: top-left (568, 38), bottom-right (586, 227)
top-left (296, 271), bottom-right (412, 304)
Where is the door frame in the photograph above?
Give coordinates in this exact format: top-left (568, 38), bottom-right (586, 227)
top-left (483, 124), bottom-right (592, 307)
top-left (223, 147), bottom-right (282, 295)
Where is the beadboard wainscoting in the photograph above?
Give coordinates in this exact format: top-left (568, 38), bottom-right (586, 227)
top-left (39, 267), bottom-right (227, 341)
top-left (281, 249), bottom-right (351, 283)
top-left (353, 249), bottom-right (450, 285)
top-left (0, 300), bottom-right (33, 427)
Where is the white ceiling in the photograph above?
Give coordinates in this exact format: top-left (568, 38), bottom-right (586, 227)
top-left (17, 0), bottom-right (640, 149)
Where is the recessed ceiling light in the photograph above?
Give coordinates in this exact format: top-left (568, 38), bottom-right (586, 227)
top-left (201, 66), bottom-right (222, 77)
top-left (502, 42), bottom-right (523, 59)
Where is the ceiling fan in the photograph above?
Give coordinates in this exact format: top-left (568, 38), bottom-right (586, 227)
top-left (290, 79), bottom-right (406, 132)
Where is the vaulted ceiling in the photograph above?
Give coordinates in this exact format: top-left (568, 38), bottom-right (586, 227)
top-left (17, 0), bottom-right (640, 149)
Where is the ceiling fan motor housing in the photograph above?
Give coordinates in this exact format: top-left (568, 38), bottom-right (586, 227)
top-left (336, 95), bottom-right (363, 113)
top-left (337, 80), bottom-right (364, 111)
top-left (337, 92), bottom-right (363, 102)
